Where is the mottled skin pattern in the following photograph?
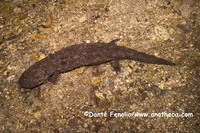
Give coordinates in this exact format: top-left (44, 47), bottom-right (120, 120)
top-left (19, 39), bottom-right (175, 89)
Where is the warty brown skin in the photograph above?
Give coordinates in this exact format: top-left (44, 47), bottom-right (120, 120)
top-left (18, 39), bottom-right (175, 89)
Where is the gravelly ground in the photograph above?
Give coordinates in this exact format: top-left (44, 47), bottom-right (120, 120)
top-left (0, 0), bottom-right (199, 132)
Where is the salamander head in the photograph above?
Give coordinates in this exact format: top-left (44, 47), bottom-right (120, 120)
top-left (18, 63), bottom-right (47, 89)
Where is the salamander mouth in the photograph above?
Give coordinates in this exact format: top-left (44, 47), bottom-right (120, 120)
top-left (18, 74), bottom-right (41, 89)
top-left (19, 78), bottom-right (43, 89)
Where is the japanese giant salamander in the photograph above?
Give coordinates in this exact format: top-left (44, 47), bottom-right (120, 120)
top-left (19, 39), bottom-right (175, 89)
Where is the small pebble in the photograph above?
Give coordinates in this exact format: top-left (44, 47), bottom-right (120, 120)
top-left (13, 7), bottom-right (22, 14)
top-left (33, 111), bottom-right (41, 119)
top-left (158, 82), bottom-right (165, 90)
top-left (35, 34), bottom-right (47, 39)
top-left (44, 18), bottom-right (52, 27)
top-left (38, 53), bottom-right (46, 61)
top-left (3, 69), bottom-right (9, 76)
top-left (90, 76), bottom-right (101, 85)
top-left (17, 27), bottom-right (23, 34)
top-left (53, 25), bottom-right (61, 32)
top-left (7, 75), bottom-right (15, 81)
top-left (12, 18), bottom-right (20, 26)
top-left (78, 14), bottom-right (87, 23)
top-left (95, 90), bottom-right (105, 100)
top-left (154, 25), bottom-right (170, 40)
top-left (76, 67), bottom-right (87, 74)
top-left (48, 3), bottom-right (55, 11)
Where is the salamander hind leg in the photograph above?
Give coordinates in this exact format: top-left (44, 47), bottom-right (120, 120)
top-left (110, 60), bottom-right (121, 74)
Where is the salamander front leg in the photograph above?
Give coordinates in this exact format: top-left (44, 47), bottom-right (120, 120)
top-left (48, 71), bottom-right (60, 84)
